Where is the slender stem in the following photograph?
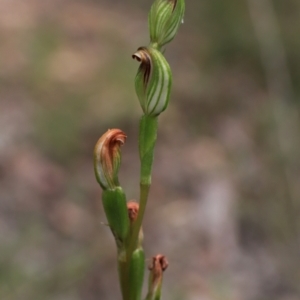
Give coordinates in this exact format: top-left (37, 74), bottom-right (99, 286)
top-left (149, 42), bottom-right (161, 51)
top-left (119, 183), bottom-right (149, 300)
top-left (118, 259), bottom-right (130, 300)
top-left (130, 115), bottom-right (158, 252)
top-left (122, 116), bottom-right (158, 300)
top-left (127, 183), bottom-right (151, 268)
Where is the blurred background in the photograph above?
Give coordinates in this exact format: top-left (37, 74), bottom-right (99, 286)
top-left (0, 0), bottom-right (300, 299)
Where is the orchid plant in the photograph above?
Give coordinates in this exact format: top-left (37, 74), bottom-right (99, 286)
top-left (93, 1), bottom-right (185, 299)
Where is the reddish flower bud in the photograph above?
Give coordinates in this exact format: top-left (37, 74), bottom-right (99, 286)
top-left (94, 129), bottom-right (126, 190)
top-left (146, 254), bottom-right (168, 300)
top-left (127, 201), bottom-right (140, 222)
top-left (127, 201), bottom-right (144, 246)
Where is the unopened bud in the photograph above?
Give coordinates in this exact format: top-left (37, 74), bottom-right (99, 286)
top-left (149, 0), bottom-right (185, 47)
top-left (132, 47), bottom-right (172, 117)
top-left (146, 254), bottom-right (168, 300)
top-left (127, 201), bottom-right (143, 246)
top-left (127, 201), bottom-right (139, 222)
top-left (94, 129), bottom-right (126, 190)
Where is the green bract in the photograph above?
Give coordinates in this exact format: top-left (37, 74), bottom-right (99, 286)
top-left (129, 248), bottom-right (145, 300)
top-left (132, 47), bottom-right (172, 117)
top-left (102, 188), bottom-right (130, 249)
top-left (149, 0), bottom-right (185, 48)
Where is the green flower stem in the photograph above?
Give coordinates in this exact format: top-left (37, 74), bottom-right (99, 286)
top-left (124, 115), bottom-right (158, 299)
top-left (118, 259), bottom-right (129, 300)
top-left (134, 115), bottom-right (158, 248)
top-left (129, 181), bottom-right (150, 251)
top-left (123, 184), bottom-right (149, 300)
top-left (139, 115), bottom-right (158, 186)
top-left (119, 190), bottom-right (150, 300)
top-left (119, 185), bottom-right (149, 300)
top-left (150, 42), bottom-right (160, 51)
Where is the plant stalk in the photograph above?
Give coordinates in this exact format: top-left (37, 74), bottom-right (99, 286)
top-left (121, 116), bottom-right (157, 300)
top-left (118, 259), bottom-right (130, 300)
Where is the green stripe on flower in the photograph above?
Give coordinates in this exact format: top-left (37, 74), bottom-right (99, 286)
top-left (132, 47), bottom-right (172, 117)
top-left (148, 0), bottom-right (185, 48)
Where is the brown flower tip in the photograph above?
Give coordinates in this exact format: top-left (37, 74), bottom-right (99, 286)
top-left (170, 0), bottom-right (178, 12)
top-left (94, 129), bottom-right (127, 190)
top-left (132, 47), bottom-right (151, 86)
top-left (148, 254), bottom-right (168, 283)
top-left (149, 254), bottom-right (168, 271)
top-left (127, 201), bottom-right (139, 222)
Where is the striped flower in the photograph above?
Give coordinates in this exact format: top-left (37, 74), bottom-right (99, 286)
top-left (132, 47), bottom-right (172, 117)
top-left (94, 129), bottom-right (126, 190)
top-left (149, 0), bottom-right (185, 48)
